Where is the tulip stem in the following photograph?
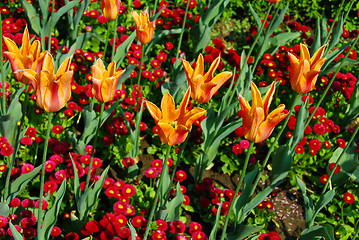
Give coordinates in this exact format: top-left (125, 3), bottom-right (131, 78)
top-left (0, 12), bottom-right (5, 115)
top-left (220, 141), bottom-right (254, 240)
top-left (172, 0), bottom-right (190, 71)
top-left (37, 111), bottom-right (53, 239)
top-left (111, 16), bottom-right (119, 60)
top-left (249, 93), bottom-right (300, 197)
top-left (143, 145), bottom-right (172, 240)
top-left (321, 123), bottom-right (359, 196)
top-left (164, 131), bottom-right (191, 205)
top-left (102, 21), bottom-right (112, 61)
top-left (3, 85), bottom-right (30, 201)
top-left (47, 0), bottom-right (56, 52)
top-left (304, 34), bottom-right (359, 130)
top-left (85, 102), bottom-right (105, 192)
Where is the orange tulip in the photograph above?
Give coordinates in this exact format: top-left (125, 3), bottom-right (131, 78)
top-left (23, 53), bottom-right (73, 112)
top-left (131, 8), bottom-right (156, 44)
top-left (182, 54), bottom-right (232, 103)
top-left (146, 88), bottom-right (206, 146)
top-left (238, 82), bottom-right (288, 143)
top-left (101, 0), bottom-right (122, 20)
top-left (3, 26), bottom-right (44, 84)
top-left (91, 58), bottom-right (125, 103)
top-left (267, 0), bottom-right (281, 3)
top-left (288, 43), bottom-right (326, 95)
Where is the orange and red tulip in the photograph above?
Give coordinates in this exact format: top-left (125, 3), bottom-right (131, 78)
top-left (146, 88), bottom-right (206, 146)
top-left (288, 43), bottom-right (326, 95)
top-left (267, 0), bottom-right (281, 3)
top-left (3, 26), bottom-right (44, 84)
top-left (238, 82), bottom-right (288, 143)
top-left (131, 8), bottom-right (156, 44)
top-left (23, 53), bottom-right (73, 112)
top-left (91, 58), bottom-right (125, 103)
top-left (101, 0), bottom-right (122, 20)
top-left (182, 54), bottom-right (232, 103)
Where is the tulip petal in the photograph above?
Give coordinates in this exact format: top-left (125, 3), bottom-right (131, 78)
top-left (182, 59), bottom-right (194, 80)
top-left (299, 43), bottom-right (310, 63)
top-left (262, 82), bottom-right (276, 115)
top-left (246, 107), bottom-right (265, 143)
top-left (250, 81), bottom-right (263, 110)
top-left (167, 124), bottom-right (189, 146)
top-left (203, 55), bottom-right (220, 82)
top-left (161, 93), bottom-right (178, 122)
top-left (182, 108), bottom-right (207, 127)
top-left (310, 44), bottom-right (326, 65)
top-left (193, 54), bottom-right (204, 78)
top-left (145, 100), bottom-right (162, 123)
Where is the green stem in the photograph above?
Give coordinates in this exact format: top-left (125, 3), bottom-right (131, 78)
top-left (321, 122), bottom-right (359, 195)
top-left (136, 45), bottom-right (146, 111)
top-left (164, 131), bottom-right (191, 205)
top-left (102, 21), bottom-right (112, 61)
top-left (85, 103), bottom-right (105, 192)
top-left (251, 4), bottom-right (279, 70)
top-left (111, 16), bottom-right (119, 60)
top-left (47, 0), bottom-right (56, 52)
top-left (143, 145), bottom-right (172, 240)
top-left (0, 12), bottom-right (5, 115)
top-left (37, 111), bottom-right (53, 238)
top-left (250, 93), bottom-right (300, 197)
top-left (220, 141), bottom-right (254, 240)
top-left (172, 0), bottom-right (191, 71)
top-left (304, 34), bottom-right (359, 130)
top-left (353, 225), bottom-right (359, 240)
top-left (340, 202), bottom-right (345, 224)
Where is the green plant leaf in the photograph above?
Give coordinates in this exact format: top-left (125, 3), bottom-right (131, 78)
top-left (113, 32), bottom-right (136, 65)
top-left (9, 221), bottom-right (23, 240)
top-left (267, 3), bottom-right (288, 37)
top-left (209, 200), bottom-right (223, 240)
top-left (311, 190), bottom-right (335, 224)
top-left (20, 0), bottom-right (41, 34)
top-left (117, 65), bottom-right (137, 89)
top-left (296, 176), bottom-right (314, 226)
top-left (343, 79), bottom-right (359, 125)
top-left (321, 40), bottom-right (354, 73)
top-left (0, 203), bottom-right (10, 217)
top-left (327, 144), bottom-right (358, 185)
top-left (5, 165), bottom-right (41, 203)
top-left (145, 29), bottom-right (183, 56)
top-left (69, 155), bottom-right (81, 204)
top-left (166, 183), bottom-right (184, 221)
top-left (190, 22), bottom-right (211, 57)
top-left (203, 0), bottom-right (230, 28)
top-left (38, 180), bottom-right (66, 240)
top-left (248, 3), bottom-right (261, 29)
top-left (73, 0), bottom-right (91, 33)
top-left (271, 144), bottom-right (293, 184)
top-left (311, 19), bottom-right (321, 55)
top-left (128, 222), bottom-right (136, 240)
top-left (291, 97), bottom-right (309, 149)
top-left (326, 15), bottom-right (343, 55)
top-left (301, 224), bottom-right (334, 240)
top-left (227, 224), bottom-right (264, 240)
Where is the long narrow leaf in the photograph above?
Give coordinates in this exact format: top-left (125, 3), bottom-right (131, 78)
top-left (9, 221), bottom-right (23, 240)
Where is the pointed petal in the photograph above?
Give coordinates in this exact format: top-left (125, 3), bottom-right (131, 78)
top-left (20, 26), bottom-right (30, 56)
top-left (203, 55), bottom-right (220, 82)
top-left (181, 107), bottom-right (206, 127)
top-left (182, 59), bottom-right (194, 80)
top-left (167, 124), bottom-right (189, 146)
top-left (57, 56), bottom-right (72, 76)
top-left (262, 82), bottom-right (276, 115)
top-left (250, 82), bottom-right (263, 110)
top-left (145, 100), bottom-right (162, 123)
top-left (245, 107), bottom-right (265, 143)
top-left (310, 44), bottom-right (326, 65)
top-left (3, 37), bottom-right (20, 55)
top-left (161, 93), bottom-right (178, 122)
top-left (300, 43), bottom-right (310, 62)
top-left (256, 104), bottom-right (287, 142)
top-left (157, 122), bottom-right (174, 145)
top-left (193, 54), bottom-right (204, 78)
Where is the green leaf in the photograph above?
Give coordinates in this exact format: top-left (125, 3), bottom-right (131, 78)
top-left (301, 224), bottom-right (334, 240)
top-left (311, 19), bottom-right (321, 55)
top-left (248, 3), bottom-right (261, 29)
top-left (73, 0), bottom-right (91, 33)
top-left (203, 0), bottom-right (230, 28)
top-left (145, 29), bottom-right (183, 56)
top-left (190, 22), bottom-right (211, 57)
top-left (209, 200), bottom-right (223, 240)
top-left (343, 79), bottom-right (359, 125)
top-left (271, 144), bottom-right (293, 184)
top-left (38, 180), bottom-right (66, 240)
top-left (291, 97), bottom-right (309, 149)
top-left (9, 221), bottom-right (23, 240)
top-left (69, 155), bottom-right (81, 204)
top-left (227, 224), bottom-right (264, 240)
top-left (327, 144), bottom-right (358, 186)
top-left (117, 65), bottom-right (136, 89)
top-left (159, 161), bottom-right (170, 208)
top-left (128, 222), bottom-right (136, 240)
top-left (20, 0), bottom-right (41, 34)
top-left (0, 86), bottom-right (25, 147)
top-left (0, 203), bottom-right (10, 217)
top-left (326, 15), bottom-right (343, 55)
top-left (267, 3), bottom-right (288, 37)
top-left (166, 183), bottom-right (184, 221)
top-left (84, 166), bottom-right (110, 218)
top-left (113, 32), bottom-right (136, 65)
top-left (5, 165), bottom-right (41, 203)
top-left (321, 40), bottom-right (354, 73)
top-left (296, 176), bottom-right (314, 225)
top-left (311, 190), bottom-right (335, 224)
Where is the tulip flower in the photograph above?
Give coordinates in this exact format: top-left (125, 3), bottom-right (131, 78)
top-left (3, 26), bottom-right (44, 84)
top-left (182, 54), bottom-right (232, 103)
top-left (91, 58), bottom-right (125, 103)
top-left (238, 82), bottom-right (288, 143)
top-left (23, 53), bottom-right (73, 112)
top-left (101, 0), bottom-right (122, 21)
top-left (146, 88), bottom-right (206, 146)
top-left (267, 0), bottom-right (281, 3)
top-left (288, 43), bottom-right (327, 95)
top-left (131, 8), bottom-right (156, 44)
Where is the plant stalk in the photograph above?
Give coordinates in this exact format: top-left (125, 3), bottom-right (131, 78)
top-left (220, 141), bottom-right (254, 240)
top-left (102, 20), bottom-right (112, 61)
top-left (85, 102), bottom-right (105, 192)
top-left (37, 111), bottom-right (53, 238)
top-left (143, 145), bottom-right (171, 240)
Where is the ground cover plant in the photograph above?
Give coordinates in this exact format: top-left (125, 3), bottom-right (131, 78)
top-left (0, 0), bottom-right (359, 239)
